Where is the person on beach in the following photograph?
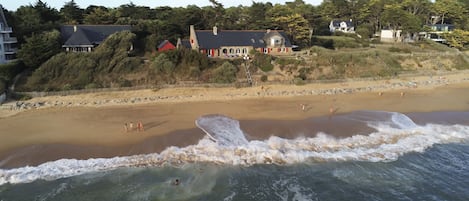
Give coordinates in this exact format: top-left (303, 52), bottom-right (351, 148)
top-left (172, 179), bottom-right (180, 186)
top-left (124, 123), bottom-right (128, 132)
top-left (129, 122), bottom-right (134, 132)
top-left (137, 121), bottom-right (144, 132)
top-left (300, 104), bottom-right (306, 112)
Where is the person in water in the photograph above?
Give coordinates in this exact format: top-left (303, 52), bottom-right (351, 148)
top-left (172, 179), bottom-right (180, 186)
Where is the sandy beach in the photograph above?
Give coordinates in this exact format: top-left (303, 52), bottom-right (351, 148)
top-left (1, 72), bottom-right (469, 168)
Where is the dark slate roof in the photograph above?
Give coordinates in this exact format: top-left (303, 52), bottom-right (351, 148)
top-left (61, 25), bottom-right (131, 46)
top-left (331, 20), bottom-right (353, 27)
top-left (195, 30), bottom-right (292, 49)
top-left (181, 39), bottom-right (191, 48)
top-left (64, 28), bottom-right (92, 46)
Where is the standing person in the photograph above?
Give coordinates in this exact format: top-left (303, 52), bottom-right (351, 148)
top-left (129, 122), bottom-right (134, 132)
top-left (138, 121), bottom-right (144, 132)
top-left (124, 123), bottom-right (128, 133)
top-left (136, 122), bottom-right (141, 132)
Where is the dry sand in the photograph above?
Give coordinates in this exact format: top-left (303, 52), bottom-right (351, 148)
top-left (1, 72), bottom-right (469, 168)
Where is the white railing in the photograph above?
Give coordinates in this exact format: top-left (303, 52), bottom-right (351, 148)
top-left (4, 48), bottom-right (17, 53)
top-left (0, 27), bottom-right (13, 32)
top-left (3, 37), bottom-right (17, 43)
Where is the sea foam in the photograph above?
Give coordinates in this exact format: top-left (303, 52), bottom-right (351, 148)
top-left (1, 111), bottom-right (468, 185)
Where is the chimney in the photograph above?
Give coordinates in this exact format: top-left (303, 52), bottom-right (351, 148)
top-left (213, 26), bottom-right (218, 36)
top-left (73, 25), bottom-right (77, 32)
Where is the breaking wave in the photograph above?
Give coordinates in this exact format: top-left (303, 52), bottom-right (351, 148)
top-left (1, 111), bottom-right (468, 185)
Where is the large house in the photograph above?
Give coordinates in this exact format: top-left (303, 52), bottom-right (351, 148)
top-left (329, 20), bottom-right (355, 33)
top-left (421, 24), bottom-right (455, 43)
top-left (0, 5), bottom-right (17, 64)
top-left (60, 25), bottom-right (131, 52)
top-left (188, 25), bottom-right (292, 58)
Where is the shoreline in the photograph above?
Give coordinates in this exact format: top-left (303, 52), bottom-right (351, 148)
top-left (1, 72), bottom-right (469, 168)
top-left (1, 71), bottom-right (467, 117)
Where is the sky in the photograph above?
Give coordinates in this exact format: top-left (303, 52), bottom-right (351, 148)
top-left (1, 0), bottom-right (323, 11)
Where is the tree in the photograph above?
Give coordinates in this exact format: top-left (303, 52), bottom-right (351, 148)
top-left (34, 0), bottom-right (61, 22)
top-left (84, 7), bottom-right (117, 24)
top-left (431, 0), bottom-right (465, 25)
top-left (245, 2), bottom-right (272, 29)
top-left (443, 29), bottom-right (469, 50)
top-left (12, 1), bottom-right (60, 43)
top-left (273, 14), bottom-right (311, 46)
top-left (358, 0), bottom-right (385, 35)
top-left (17, 30), bottom-right (61, 69)
top-left (60, 0), bottom-right (84, 24)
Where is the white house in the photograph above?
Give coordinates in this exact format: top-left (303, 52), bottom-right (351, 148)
top-left (420, 24), bottom-right (455, 43)
top-left (380, 29), bottom-right (403, 43)
top-left (0, 4), bottom-right (17, 64)
top-left (329, 20), bottom-right (355, 33)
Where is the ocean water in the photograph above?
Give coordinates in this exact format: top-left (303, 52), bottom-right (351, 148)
top-left (1, 111), bottom-right (469, 201)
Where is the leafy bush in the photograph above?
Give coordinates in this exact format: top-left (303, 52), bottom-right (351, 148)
top-left (260, 75), bottom-right (268, 82)
top-left (21, 31), bottom-right (142, 91)
top-left (312, 36), bottom-right (367, 49)
top-left (388, 47), bottom-right (412, 53)
top-left (252, 53), bottom-right (274, 72)
top-left (152, 53), bottom-right (175, 74)
top-left (17, 30), bottom-right (61, 69)
top-left (293, 77), bottom-right (306, 85)
top-left (0, 61), bottom-right (26, 84)
top-left (212, 62), bottom-right (238, 83)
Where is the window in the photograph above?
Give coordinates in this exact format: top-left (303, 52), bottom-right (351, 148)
top-left (242, 48), bottom-right (247, 54)
top-left (229, 48), bottom-right (234, 54)
top-left (236, 48), bottom-right (241, 54)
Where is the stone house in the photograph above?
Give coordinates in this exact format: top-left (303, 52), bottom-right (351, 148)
top-left (188, 25), bottom-right (292, 58)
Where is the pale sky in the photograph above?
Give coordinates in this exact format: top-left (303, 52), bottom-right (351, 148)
top-left (1, 0), bottom-right (323, 11)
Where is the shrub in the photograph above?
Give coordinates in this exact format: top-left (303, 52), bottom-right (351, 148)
top-left (212, 62), bottom-right (238, 83)
top-left (252, 53), bottom-right (274, 72)
top-left (312, 36), bottom-right (366, 49)
top-left (260, 75), bottom-right (268, 82)
top-left (293, 78), bottom-right (306, 85)
top-left (152, 53), bottom-right (175, 74)
top-left (0, 61), bottom-right (26, 83)
top-left (388, 47), bottom-right (412, 53)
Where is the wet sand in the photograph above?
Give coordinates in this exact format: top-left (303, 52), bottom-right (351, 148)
top-left (1, 81), bottom-right (469, 168)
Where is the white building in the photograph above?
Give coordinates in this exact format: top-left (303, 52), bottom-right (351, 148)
top-left (380, 29), bottom-right (402, 43)
top-left (0, 5), bottom-right (17, 64)
top-left (329, 20), bottom-right (355, 33)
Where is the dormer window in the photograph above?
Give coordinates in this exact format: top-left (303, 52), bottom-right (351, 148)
top-left (270, 36), bottom-right (283, 47)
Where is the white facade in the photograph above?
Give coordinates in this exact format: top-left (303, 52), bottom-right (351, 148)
top-left (380, 30), bottom-right (402, 43)
top-left (0, 5), bottom-right (17, 64)
top-left (329, 20), bottom-right (355, 33)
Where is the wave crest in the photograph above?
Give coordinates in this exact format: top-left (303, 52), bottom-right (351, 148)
top-left (1, 112), bottom-right (468, 185)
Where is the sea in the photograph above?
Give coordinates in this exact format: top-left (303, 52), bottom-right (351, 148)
top-left (0, 110), bottom-right (468, 201)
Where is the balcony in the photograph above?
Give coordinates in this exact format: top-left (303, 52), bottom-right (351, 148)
top-left (4, 48), bottom-right (17, 54)
top-left (0, 27), bottom-right (13, 33)
top-left (3, 37), bottom-right (17, 43)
